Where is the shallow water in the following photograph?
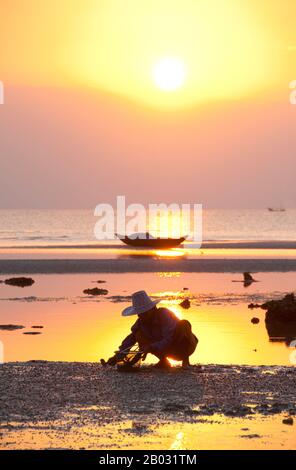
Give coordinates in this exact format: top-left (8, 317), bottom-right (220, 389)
top-left (0, 272), bottom-right (295, 365)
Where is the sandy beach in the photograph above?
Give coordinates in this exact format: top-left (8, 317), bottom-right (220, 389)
top-left (1, 362), bottom-right (295, 450)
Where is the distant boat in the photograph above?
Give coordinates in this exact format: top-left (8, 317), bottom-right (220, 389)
top-left (116, 232), bottom-right (186, 249)
top-left (268, 207), bottom-right (286, 212)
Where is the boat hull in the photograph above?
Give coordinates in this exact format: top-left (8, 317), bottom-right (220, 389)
top-left (118, 237), bottom-right (186, 249)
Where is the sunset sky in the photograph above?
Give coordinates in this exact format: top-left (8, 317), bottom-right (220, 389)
top-left (0, 0), bottom-right (296, 208)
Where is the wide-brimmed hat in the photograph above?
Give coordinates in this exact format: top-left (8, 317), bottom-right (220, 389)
top-left (122, 290), bottom-right (160, 317)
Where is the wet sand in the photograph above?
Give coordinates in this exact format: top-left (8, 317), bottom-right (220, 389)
top-left (1, 362), bottom-right (295, 450)
top-left (1, 258), bottom-right (296, 273)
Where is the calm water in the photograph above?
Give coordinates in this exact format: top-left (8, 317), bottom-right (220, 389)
top-left (0, 209), bottom-right (295, 248)
top-left (1, 272), bottom-right (295, 365)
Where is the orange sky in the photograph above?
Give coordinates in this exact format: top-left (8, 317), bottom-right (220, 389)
top-left (1, 0), bottom-right (295, 102)
top-left (0, 1), bottom-right (296, 208)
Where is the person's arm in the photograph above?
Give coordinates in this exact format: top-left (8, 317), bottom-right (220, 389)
top-left (149, 310), bottom-right (178, 355)
top-left (104, 321), bottom-right (139, 366)
top-left (118, 332), bottom-right (137, 352)
top-left (118, 319), bottom-right (139, 352)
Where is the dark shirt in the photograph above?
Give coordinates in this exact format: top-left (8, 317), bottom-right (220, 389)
top-left (119, 307), bottom-right (179, 355)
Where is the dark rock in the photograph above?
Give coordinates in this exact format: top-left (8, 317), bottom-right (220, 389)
top-left (123, 422), bottom-right (150, 435)
top-left (262, 293), bottom-right (296, 340)
top-left (223, 405), bottom-right (251, 417)
top-left (271, 403), bottom-right (286, 413)
top-left (4, 277), bottom-right (35, 288)
top-left (255, 403), bottom-right (284, 415)
top-left (23, 332), bottom-right (42, 335)
top-left (179, 298), bottom-right (191, 309)
top-left (198, 404), bottom-right (219, 415)
top-left (262, 293), bottom-right (296, 321)
top-left (0, 324), bottom-right (25, 331)
top-left (184, 409), bottom-right (200, 416)
top-left (267, 322), bottom-right (296, 341)
top-left (93, 280), bottom-right (106, 284)
top-left (258, 403), bottom-right (270, 409)
top-left (248, 303), bottom-right (261, 309)
top-left (282, 417), bottom-right (294, 425)
top-left (31, 326), bottom-right (44, 329)
top-left (200, 409), bottom-right (215, 416)
top-left (83, 288), bottom-right (109, 296)
top-left (251, 317), bottom-right (260, 324)
top-left (162, 403), bottom-right (189, 412)
top-left (132, 422), bottom-right (149, 432)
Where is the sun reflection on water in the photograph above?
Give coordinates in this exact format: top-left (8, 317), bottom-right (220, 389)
top-left (154, 249), bottom-right (186, 258)
top-left (170, 431), bottom-right (185, 450)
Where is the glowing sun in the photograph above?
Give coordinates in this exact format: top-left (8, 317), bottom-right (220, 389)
top-left (153, 57), bottom-right (187, 91)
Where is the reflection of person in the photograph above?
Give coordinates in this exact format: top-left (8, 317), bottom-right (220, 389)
top-left (106, 290), bottom-right (198, 369)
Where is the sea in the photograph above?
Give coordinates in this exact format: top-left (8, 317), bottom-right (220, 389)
top-left (0, 209), bottom-right (295, 248)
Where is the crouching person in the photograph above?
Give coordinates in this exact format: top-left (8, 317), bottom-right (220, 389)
top-left (105, 290), bottom-right (198, 369)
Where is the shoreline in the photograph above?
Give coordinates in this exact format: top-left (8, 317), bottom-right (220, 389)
top-left (1, 258), bottom-right (296, 273)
